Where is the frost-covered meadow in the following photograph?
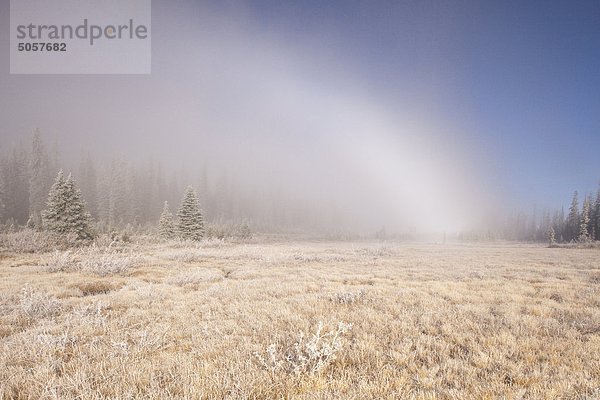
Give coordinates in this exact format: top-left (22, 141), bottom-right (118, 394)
top-left (1, 236), bottom-right (599, 399)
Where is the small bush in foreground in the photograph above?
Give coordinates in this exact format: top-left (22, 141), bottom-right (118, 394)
top-left (44, 250), bottom-right (78, 272)
top-left (256, 321), bottom-right (352, 377)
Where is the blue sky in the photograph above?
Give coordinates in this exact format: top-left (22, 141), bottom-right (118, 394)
top-left (237, 0), bottom-right (600, 207)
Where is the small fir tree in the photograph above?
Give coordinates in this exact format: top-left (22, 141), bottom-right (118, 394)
top-left (177, 186), bottom-right (204, 241)
top-left (158, 201), bottom-right (176, 239)
top-left (42, 171), bottom-right (93, 240)
top-left (26, 214), bottom-right (36, 229)
top-left (566, 191), bottom-right (579, 242)
top-left (238, 222), bottom-right (252, 239)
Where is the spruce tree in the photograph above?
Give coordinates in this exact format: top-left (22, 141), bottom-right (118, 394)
top-left (79, 153), bottom-right (98, 218)
top-left (0, 174), bottom-right (5, 223)
top-left (108, 160), bottom-right (129, 227)
top-left (566, 191), bottom-right (579, 242)
top-left (591, 189), bottom-right (600, 241)
top-left (42, 171), bottom-right (93, 240)
top-left (552, 208), bottom-right (565, 242)
top-left (177, 186), bottom-right (204, 241)
top-left (26, 214), bottom-right (36, 229)
top-left (96, 173), bottom-right (111, 227)
top-left (41, 170), bottom-right (65, 232)
top-left (546, 225), bottom-right (556, 246)
top-left (158, 201), bottom-right (176, 239)
top-left (29, 129), bottom-right (52, 221)
top-left (3, 148), bottom-right (30, 224)
top-left (578, 196), bottom-right (591, 242)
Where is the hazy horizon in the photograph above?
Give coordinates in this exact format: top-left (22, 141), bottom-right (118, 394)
top-left (1, 0), bottom-right (599, 233)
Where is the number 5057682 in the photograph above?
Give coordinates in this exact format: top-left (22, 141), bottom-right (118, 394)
top-left (18, 42), bottom-right (66, 51)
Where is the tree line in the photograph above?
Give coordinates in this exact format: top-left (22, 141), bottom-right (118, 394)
top-left (546, 190), bottom-right (600, 244)
top-left (459, 189), bottom-right (600, 244)
top-left (0, 130), bottom-right (317, 234)
top-left (1, 130), bottom-right (598, 242)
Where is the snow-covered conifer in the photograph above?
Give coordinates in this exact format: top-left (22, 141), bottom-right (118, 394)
top-left (158, 201), bottom-right (176, 239)
top-left (177, 186), bottom-right (204, 241)
top-left (578, 195), bottom-right (591, 242)
top-left (42, 171), bottom-right (93, 240)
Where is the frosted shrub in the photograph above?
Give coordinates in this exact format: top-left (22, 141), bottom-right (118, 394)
top-left (43, 246), bottom-right (141, 275)
top-left (19, 286), bottom-right (63, 319)
top-left (237, 223), bottom-right (252, 239)
top-left (329, 289), bottom-right (367, 305)
top-left (292, 252), bottom-right (322, 263)
top-left (70, 301), bottom-right (110, 327)
top-left (43, 250), bottom-right (78, 272)
top-left (205, 223), bottom-right (233, 240)
top-left (357, 245), bottom-right (392, 258)
top-left (79, 246), bottom-right (140, 276)
top-left (256, 321), bottom-right (352, 377)
top-left (164, 249), bottom-right (201, 263)
top-left (0, 229), bottom-right (79, 253)
top-left (201, 237), bottom-right (227, 248)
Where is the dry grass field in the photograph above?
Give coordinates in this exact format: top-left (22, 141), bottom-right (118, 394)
top-left (1, 238), bottom-right (599, 399)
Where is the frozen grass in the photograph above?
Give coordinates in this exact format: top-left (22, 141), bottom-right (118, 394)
top-left (0, 229), bottom-right (79, 253)
top-left (18, 286), bottom-right (63, 320)
top-left (0, 240), bottom-right (599, 398)
top-left (166, 269), bottom-right (224, 287)
top-left (329, 289), bottom-right (367, 305)
top-left (43, 246), bottom-right (143, 276)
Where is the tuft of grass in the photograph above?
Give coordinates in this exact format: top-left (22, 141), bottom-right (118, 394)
top-left (72, 280), bottom-right (120, 296)
top-left (164, 249), bottom-right (202, 263)
top-left (19, 286), bottom-right (63, 320)
top-left (166, 269), bottom-right (224, 287)
top-left (329, 289), bottom-right (367, 304)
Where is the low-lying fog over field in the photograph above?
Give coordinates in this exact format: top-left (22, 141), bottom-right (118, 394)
top-left (1, 0), bottom-right (600, 399)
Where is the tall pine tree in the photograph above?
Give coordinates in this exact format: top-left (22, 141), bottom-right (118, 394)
top-left (29, 129), bottom-right (52, 226)
top-left (108, 160), bottom-right (129, 228)
top-left (566, 191), bottom-right (579, 242)
top-left (177, 186), bottom-right (204, 241)
top-left (579, 195), bottom-right (591, 242)
top-left (3, 148), bottom-right (30, 224)
top-left (591, 189), bottom-right (600, 241)
top-left (0, 172), bottom-right (5, 223)
top-left (79, 153), bottom-right (98, 218)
